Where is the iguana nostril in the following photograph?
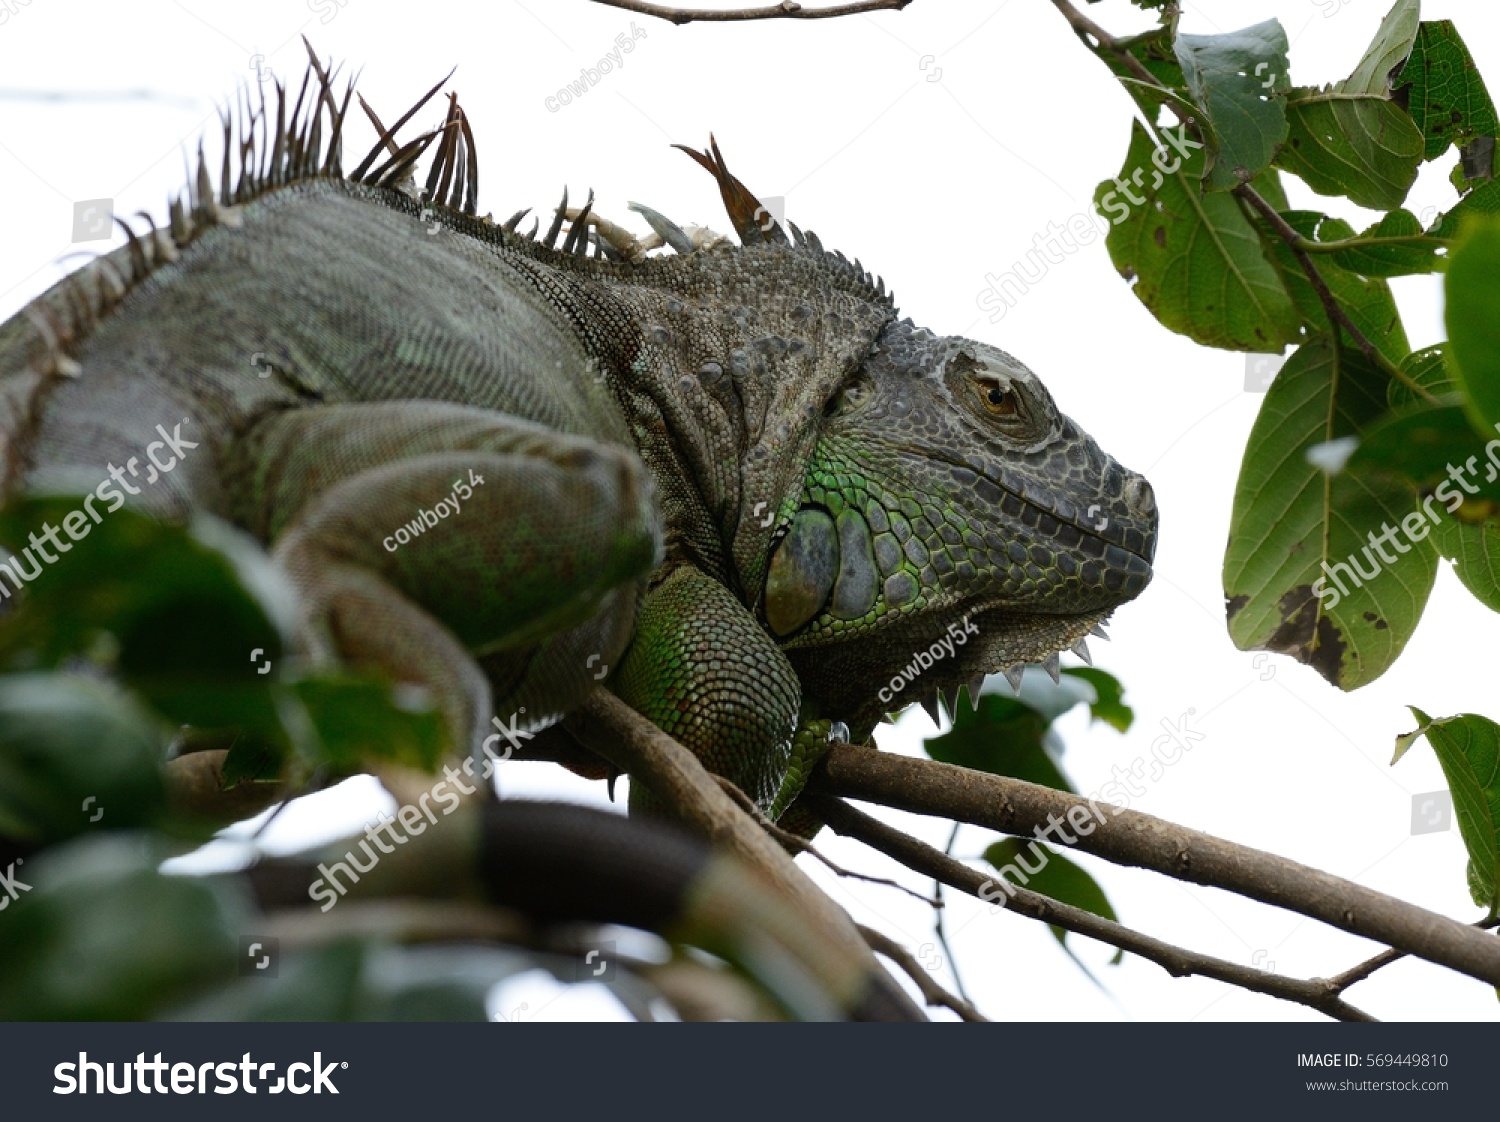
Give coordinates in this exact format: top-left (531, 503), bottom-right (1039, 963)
top-left (1125, 474), bottom-right (1156, 517)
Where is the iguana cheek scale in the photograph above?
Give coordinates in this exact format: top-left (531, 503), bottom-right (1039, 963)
top-left (0, 54), bottom-right (1158, 828)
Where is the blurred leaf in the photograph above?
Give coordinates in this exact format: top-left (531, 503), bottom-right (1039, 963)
top-left (1445, 217), bottom-right (1500, 434)
top-left (0, 834), bottom-right (247, 1019)
top-left (1395, 20), bottom-right (1500, 161)
top-left (1098, 120), bottom-right (1300, 352)
top-left (925, 694), bottom-right (1073, 793)
top-left (1275, 0), bottom-right (1424, 210)
top-left (1398, 709), bottom-right (1500, 913)
top-left (1224, 337), bottom-right (1438, 689)
top-left (1061, 667), bottom-right (1135, 733)
top-left (0, 674), bottom-right (166, 845)
top-left (984, 839), bottom-right (1123, 964)
top-left (294, 675), bottom-right (447, 773)
top-left (1173, 19), bottom-right (1290, 190)
top-left (1340, 398), bottom-right (1500, 517)
top-left (168, 941), bottom-right (532, 1021)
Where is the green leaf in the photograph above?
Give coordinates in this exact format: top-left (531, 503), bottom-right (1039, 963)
top-left (1388, 344), bottom-right (1458, 409)
top-left (1173, 20), bottom-right (1290, 190)
top-left (1433, 177), bottom-right (1500, 238)
top-left (1274, 0), bottom-right (1424, 210)
top-left (1098, 120), bottom-right (1300, 352)
top-left (1224, 337), bottom-right (1438, 689)
top-left (167, 941), bottom-right (531, 1021)
top-left (984, 839), bottom-right (1123, 964)
top-left (294, 675), bottom-right (447, 773)
top-left (1445, 217), bottom-right (1500, 434)
top-left (925, 694), bottom-right (1074, 793)
top-left (1398, 709), bottom-right (1500, 913)
top-left (1061, 667), bottom-right (1135, 733)
top-left (1328, 209), bottom-right (1450, 277)
top-left (1395, 20), bottom-right (1500, 161)
top-left (0, 504), bottom-right (294, 732)
top-left (1340, 398), bottom-right (1500, 515)
top-left (0, 674), bottom-right (166, 845)
top-left (1260, 212), bottom-right (1409, 366)
top-left (0, 834), bottom-right (247, 1019)
top-left (1431, 512), bottom-right (1500, 614)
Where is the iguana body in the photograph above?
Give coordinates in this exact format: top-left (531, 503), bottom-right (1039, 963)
top-left (0, 61), bottom-right (1157, 822)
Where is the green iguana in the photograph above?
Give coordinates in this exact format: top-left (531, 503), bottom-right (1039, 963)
top-left (0, 53), bottom-right (1157, 827)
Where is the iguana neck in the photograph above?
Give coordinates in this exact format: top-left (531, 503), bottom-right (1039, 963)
top-left (498, 242), bottom-right (895, 598)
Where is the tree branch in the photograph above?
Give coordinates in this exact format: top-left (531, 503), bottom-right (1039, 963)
top-left (855, 923), bottom-right (988, 1022)
top-left (565, 691), bottom-right (925, 1019)
top-left (813, 795), bottom-right (1376, 1022)
top-left (1233, 184), bottom-right (1430, 397)
top-left (1048, 0), bottom-right (1158, 86)
top-left (1323, 917), bottom-right (1500, 995)
top-left (589, 0), bottom-right (911, 24)
top-left (807, 746), bottom-right (1500, 988)
top-left (712, 774), bottom-right (939, 907)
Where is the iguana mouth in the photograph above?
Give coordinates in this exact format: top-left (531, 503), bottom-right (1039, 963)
top-left (911, 448), bottom-right (1158, 568)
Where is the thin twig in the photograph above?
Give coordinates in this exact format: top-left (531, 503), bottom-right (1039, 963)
top-left (589, 0), bottom-right (911, 24)
top-left (1323, 917), bottom-right (1500, 995)
top-left (1234, 184), bottom-right (1431, 398)
top-left (711, 776), bottom-right (939, 907)
top-left (813, 795), bottom-right (1376, 1022)
top-left (935, 821), bottom-right (972, 1007)
top-left (856, 923), bottom-right (988, 1022)
top-left (1048, 0), bottom-right (1157, 86)
top-left (808, 746), bottom-right (1500, 989)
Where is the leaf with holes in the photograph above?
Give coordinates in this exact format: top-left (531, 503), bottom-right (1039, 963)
top-left (1224, 337), bottom-right (1438, 688)
top-left (1098, 121), bottom-right (1300, 352)
top-left (1174, 19), bottom-right (1290, 191)
top-left (1396, 20), bottom-right (1500, 161)
top-left (1275, 0), bottom-right (1424, 210)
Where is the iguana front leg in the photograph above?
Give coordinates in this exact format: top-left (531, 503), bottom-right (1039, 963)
top-left (612, 565), bottom-right (843, 821)
top-left (233, 402), bottom-right (660, 756)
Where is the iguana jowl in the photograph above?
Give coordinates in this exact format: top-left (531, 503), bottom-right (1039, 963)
top-left (0, 57), bottom-right (1157, 819)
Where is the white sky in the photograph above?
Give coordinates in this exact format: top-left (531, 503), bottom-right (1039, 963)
top-left (2, 0), bottom-right (1498, 1022)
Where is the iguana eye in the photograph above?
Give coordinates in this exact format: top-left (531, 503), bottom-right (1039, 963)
top-left (978, 379), bottom-right (1017, 417)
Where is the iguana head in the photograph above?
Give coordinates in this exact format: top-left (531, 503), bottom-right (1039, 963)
top-left (548, 142), bottom-right (1157, 736)
top-left (763, 320), bottom-right (1158, 736)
